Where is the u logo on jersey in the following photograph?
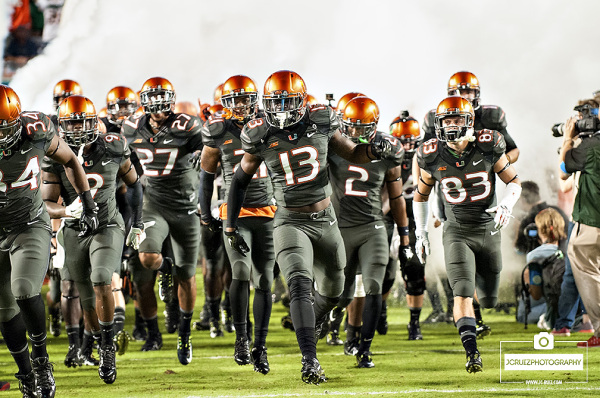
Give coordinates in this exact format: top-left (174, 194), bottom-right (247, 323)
top-left (288, 133), bottom-right (298, 141)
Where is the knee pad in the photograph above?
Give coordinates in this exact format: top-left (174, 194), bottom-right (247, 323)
top-left (61, 280), bottom-right (79, 300)
top-left (288, 276), bottom-right (313, 305)
top-left (12, 278), bottom-right (37, 300)
top-left (354, 275), bottom-right (366, 298)
top-left (401, 261), bottom-right (426, 295)
top-left (362, 277), bottom-right (382, 296)
top-left (91, 267), bottom-right (113, 287)
top-left (231, 259), bottom-right (251, 282)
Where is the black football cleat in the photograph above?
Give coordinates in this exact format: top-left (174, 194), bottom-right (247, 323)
top-left (64, 344), bottom-right (82, 368)
top-left (98, 344), bottom-right (117, 384)
top-left (466, 350), bottom-right (483, 373)
top-left (407, 323), bottom-right (423, 340)
top-left (193, 302), bottom-right (211, 331)
top-left (343, 338), bottom-right (359, 356)
top-left (32, 356), bottom-right (56, 398)
top-left (114, 330), bottom-right (130, 356)
top-left (141, 332), bottom-right (163, 352)
top-left (422, 310), bottom-right (446, 324)
top-left (300, 356), bottom-right (327, 385)
top-left (177, 333), bottom-right (192, 365)
top-left (314, 314), bottom-right (329, 342)
top-left (157, 257), bottom-right (174, 303)
top-left (476, 320), bottom-right (491, 339)
top-left (376, 302), bottom-right (388, 335)
top-left (250, 345), bottom-right (270, 375)
top-left (15, 370), bottom-right (37, 398)
top-left (48, 307), bottom-right (61, 338)
top-left (356, 351), bottom-right (375, 368)
top-left (80, 340), bottom-right (100, 366)
top-left (326, 330), bottom-right (343, 346)
top-left (209, 318), bottom-right (224, 338)
top-left (234, 337), bottom-right (251, 365)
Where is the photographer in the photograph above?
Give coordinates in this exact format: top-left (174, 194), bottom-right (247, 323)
top-left (559, 99), bottom-right (600, 348)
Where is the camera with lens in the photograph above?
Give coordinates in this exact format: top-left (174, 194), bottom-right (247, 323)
top-left (552, 103), bottom-right (600, 137)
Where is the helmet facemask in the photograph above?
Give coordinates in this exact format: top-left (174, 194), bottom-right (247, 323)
top-left (399, 135), bottom-right (421, 164)
top-left (221, 92), bottom-right (258, 123)
top-left (0, 118), bottom-right (22, 151)
top-left (107, 99), bottom-right (137, 125)
top-left (263, 92), bottom-right (306, 129)
top-left (434, 112), bottom-right (474, 143)
top-left (342, 121), bottom-right (377, 144)
top-left (59, 114), bottom-right (98, 147)
top-left (140, 88), bottom-right (175, 114)
top-left (448, 86), bottom-right (480, 110)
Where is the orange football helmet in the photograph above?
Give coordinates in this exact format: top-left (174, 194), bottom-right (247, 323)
top-left (306, 94), bottom-right (318, 106)
top-left (336, 92), bottom-right (366, 117)
top-left (174, 101), bottom-right (199, 116)
top-left (447, 71), bottom-right (480, 109)
top-left (0, 85), bottom-right (22, 151)
top-left (106, 86), bottom-right (138, 125)
top-left (98, 107), bottom-right (108, 118)
top-left (263, 70), bottom-right (307, 129)
top-left (213, 83), bottom-right (224, 104)
top-left (220, 75), bottom-right (259, 122)
top-left (434, 96), bottom-right (475, 142)
top-left (390, 111), bottom-right (421, 162)
top-left (341, 96), bottom-right (379, 143)
top-left (57, 95), bottom-right (98, 146)
top-left (53, 79), bottom-right (82, 109)
top-left (140, 77), bottom-right (175, 114)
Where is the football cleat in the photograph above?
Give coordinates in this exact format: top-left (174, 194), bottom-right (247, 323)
top-left (209, 319), bottom-right (224, 338)
top-left (300, 356), bottom-right (327, 385)
top-left (221, 302), bottom-right (235, 333)
top-left (32, 356), bottom-right (56, 398)
top-left (344, 338), bottom-right (359, 356)
top-left (64, 345), bottom-right (83, 368)
top-left (80, 339), bottom-right (100, 366)
top-left (376, 303), bottom-right (388, 335)
top-left (466, 350), bottom-right (483, 373)
top-left (132, 324), bottom-right (147, 341)
top-left (114, 330), bottom-right (130, 356)
top-left (234, 337), bottom-right (251, 366)
top-left (407, 323), bottom-right (423, 340)
top-left (327, 308), bottom-right (344, 345)
top-left (141, 332), bottom-right (163, 352)
top-left (15, 370), bottom-right (37, 398)
top-left (48, 307), bottom-right (61, 337)
top-left (177, 333), bottom-right (192, 365)
top-left (476, 320), bottom-right (492, 339)
top-left (157, 271), bottom-right (174, 304)
top-left (281, 314), bottom-right (294, 331)
top-left (356, 351), bottom-right (375, 368)
top-left (164, 300), bottom-right (180, 334)
top-left (326, 330), bottom-right (343, 346)
top-left (315, 314), bottom-right (329, 342)
top-left (193, 303), bottom-right (211, 331)
top-left (422, 310), bottom-right (446, 324)
top-left (98, 344), bottom-right (117, 384)
top-left (250, 346), bottom-right (270, 375)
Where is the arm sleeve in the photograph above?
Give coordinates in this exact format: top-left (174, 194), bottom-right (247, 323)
top-left (226, 166), bottom-right (253, 229)
top-left (126, 179), bottom-right (143, 228)
top-left (199, 169), bottom-right (215, 222)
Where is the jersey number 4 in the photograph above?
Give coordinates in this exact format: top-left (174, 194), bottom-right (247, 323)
top-left (0, 157), bottom-right (40, 192)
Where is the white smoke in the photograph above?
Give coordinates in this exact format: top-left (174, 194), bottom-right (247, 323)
top-left (5, 0), bottom-right (600, 291)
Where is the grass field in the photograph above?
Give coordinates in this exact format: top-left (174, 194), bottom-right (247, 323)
top-left (1, 283), bottom-right (599, 398)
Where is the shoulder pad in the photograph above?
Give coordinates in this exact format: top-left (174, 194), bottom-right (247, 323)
top-left (380, 132), bottom-right (405, 167)
top-left (479, 105), bottom-right (507, 130)
top-left (422, 109), bottom-right (436, 141)
top-left (241, 118), bottom-right (269, 147)
top-left (474, 129), bottom-right (505, 157)
top-left (307, 105), bottom-right (339, 128)
top-left (99, 132), bottom-right (129, 157)
top-left (416, 137), bottom-right (441, 169)
top-left (202, 115), bottom-right (227, 138)
top-left (121, 114), bottom-right (145, 136)
top-left (20, 111), bottom-right (56, 141)
top-left (169, 113), bottom-right (202, 137)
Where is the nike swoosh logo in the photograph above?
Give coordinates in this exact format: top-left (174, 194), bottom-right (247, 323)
top-left (188, 209), bottom-right (198, 215)
top-left (307, 132), bottom-right (315, 138)
top-left (21, 148), bottom-right (32, 154)
top-left (375, 225), bottom-right (384, 229)
top-left (164, 139), bottom-right (173, 144)
top-left (473, 159), bottom-right (483, 166)
top-left (329, 219), bottom-right (337, 226)
top-left (102, 160), bottom-right (111, 166)
top-left (491, 230), bottom-right (499, 235)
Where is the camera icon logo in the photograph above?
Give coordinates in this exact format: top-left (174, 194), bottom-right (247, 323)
top-left (534, 332), bottom-right (554, 350)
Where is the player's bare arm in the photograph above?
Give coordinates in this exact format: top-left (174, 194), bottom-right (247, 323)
top-left (41, 170), bottom-right (69, 219)
top-left (493, 153), bottom-right (520, 186)
top-left (413, 168), bottom-right (435, 202)
top-left (46, 135), bottom-right (90, 194)
top-left (329, 130), bottom-right (379, 163)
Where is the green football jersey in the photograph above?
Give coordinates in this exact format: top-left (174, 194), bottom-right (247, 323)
top-left (0, 111), bottom-right (56, 229)
top-left (417, 129), bottom-right (506, 224)
top-left (42, 132), bottom-right (130, 228)
top-left (202, 115), bottom-right (273, 207)
top-left (329, 132), bottom-right (404, 227)
top-left (121, 112), bottom-right (203, 210)
top-left (240, 105), bottom-right (338, 208)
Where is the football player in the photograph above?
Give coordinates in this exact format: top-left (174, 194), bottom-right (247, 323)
top-left (199, 75), bottom-right (275, 374)
top-left (225, 70), bottom-right (393, 384)
top-left (329, 97), bottom-right (411, 367)
top-left (389, 112), bottom-right (426, 340)
top-left (42, 96), bottom-right (144, 384)
top-left (413, 96), bottom-right (521, 373)
top-left (0, 85), bottom-right (97, 398)
top-left (121, 77), bottom-right (203, 365)
top-left (422, 71), bottom-right (519, 334)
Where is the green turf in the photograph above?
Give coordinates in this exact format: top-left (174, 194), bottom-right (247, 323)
top-left (1, 283), bottom-right (599, 397)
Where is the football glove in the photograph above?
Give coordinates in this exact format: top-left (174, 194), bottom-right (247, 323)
top-left (370, 138), bottom-right (392, 160)
top-left (125, 221), bottom-right (155, 250)
top-left (78, 190), bottom-right (99, 237)
top-left (415, 232), bottom-right (430, 265)
top-left (485, 205), bottom-right (512, 231)
top-left (224, 229), bottom-right (249, 257)
top-left (65, 199), bottom-right (84, 219)
top-left (189, 151), bottom-right (202, 172)
top-left (399, 245), bottom-right (414, 268)
top-left (201, 216), bottom-right (222, 233)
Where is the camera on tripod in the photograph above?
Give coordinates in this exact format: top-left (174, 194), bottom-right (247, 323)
top-left (552, 103), bottom-right (600, 137)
